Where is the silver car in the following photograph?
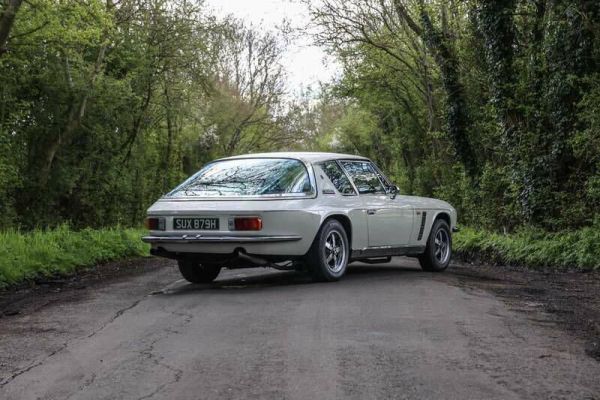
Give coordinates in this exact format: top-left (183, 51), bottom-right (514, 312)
top-left (143, 152), bottom-right (458, 283)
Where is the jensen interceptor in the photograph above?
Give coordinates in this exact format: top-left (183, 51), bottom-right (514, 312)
top-left (143, 152), bottom-right (458, 283)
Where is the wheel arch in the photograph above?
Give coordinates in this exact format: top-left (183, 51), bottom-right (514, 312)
top-left (433, 211), bottom-right (451, 227)
top-left (419, 210), bottom-right (453, 272)
top-left (321, 213), bottom-right (353, 248)
top-left (424, 210), bottom-right (453, 242)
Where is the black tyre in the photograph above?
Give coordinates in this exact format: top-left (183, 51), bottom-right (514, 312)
top-left (177, 260), bottom-right (222, 283)
top-left (418, 219), bottom-right (452, 272)
top-left (305, 219), bottom-right (349, 281)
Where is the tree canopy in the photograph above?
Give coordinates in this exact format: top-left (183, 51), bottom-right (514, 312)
top-left (307, 0), bottom-right (600, 231)
top-left (0, 0), bottom-right (299, 229)
top-left (0, 0), bottom-right (598, 232)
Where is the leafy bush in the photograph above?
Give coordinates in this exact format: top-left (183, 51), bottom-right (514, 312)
top-left (454, 225), bottom-right (600, 270)
top-left (0, 225), bottom-right (150, 288)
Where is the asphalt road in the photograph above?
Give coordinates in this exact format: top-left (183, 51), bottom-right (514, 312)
top-left (1, 258), bottom-right (599, 400)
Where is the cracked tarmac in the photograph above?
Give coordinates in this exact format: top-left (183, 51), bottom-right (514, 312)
top-left (0, 257), bottom-right (599, 399)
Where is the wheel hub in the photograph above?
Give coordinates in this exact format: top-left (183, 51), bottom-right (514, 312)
top-left (325, 230), bottom-right (346, 273)
top-left (434, 228), bottom-right (450, 264)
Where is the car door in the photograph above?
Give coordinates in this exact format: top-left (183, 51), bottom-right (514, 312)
top-left (339, 160), bottom-right (414, 247)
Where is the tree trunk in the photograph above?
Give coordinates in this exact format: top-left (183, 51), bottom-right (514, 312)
top-left (162, 81), bottom-right (174, 191)
top-left (476, 0), bottom-right (521, 150)
top-left (36, 42), bottom-right (108, 186)
top-left (34, 0), bottom-right (114, 185)
top-left (392, 1), bottom-right (478, 179)
top-left (419, 9), bottom-right (478, 179)
top-left (0, 0), bottom-right (22, 56)
top-left (122, 77), bottom-right (154, 162)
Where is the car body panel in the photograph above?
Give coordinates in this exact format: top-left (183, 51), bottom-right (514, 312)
top-left (147, 200), bottom-right (322, 255)
top-left (143, 152), bottom-right (457, 261)
top-left (361, 194), bottom-right (414, 247)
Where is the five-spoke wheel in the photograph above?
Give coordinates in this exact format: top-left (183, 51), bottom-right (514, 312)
top-left (306, 219), bottom-right (349, 281)
top-left (324, 230), bottom-right (346, 274)
top-left (433, 228), bottom-right (451, 265)
top-left (419, 219), bottom-right (452, 272)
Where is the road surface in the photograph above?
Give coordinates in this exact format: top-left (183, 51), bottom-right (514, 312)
top-left (0, 258), bottom-right (599, 399)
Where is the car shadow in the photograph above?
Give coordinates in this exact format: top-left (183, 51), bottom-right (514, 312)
top-left (154, 261), bottom-right (427, 296)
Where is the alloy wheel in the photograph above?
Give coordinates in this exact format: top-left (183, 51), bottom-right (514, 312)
top-left (324, 230), bottom-right (346, 273)
top-left (434, 228), bottom-right (450, 264)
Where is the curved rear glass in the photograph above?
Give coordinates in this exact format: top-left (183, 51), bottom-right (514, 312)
top-left (167, 158), bottom-right (313, 198)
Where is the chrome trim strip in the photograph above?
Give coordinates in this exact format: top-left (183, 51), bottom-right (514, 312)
top-left (350, 245), bottom-right (425, 259)
top-left (142, 235), bottom-right (302, 244)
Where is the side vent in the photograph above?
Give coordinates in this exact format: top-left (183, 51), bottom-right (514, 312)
top-left (417, 212), bottom-right (427, 241)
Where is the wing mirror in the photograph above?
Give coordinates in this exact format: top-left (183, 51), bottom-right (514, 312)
top-left (389, 185), bottom-right (400, 199)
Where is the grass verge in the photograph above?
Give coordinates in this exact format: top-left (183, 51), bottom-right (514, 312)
top-left (453, 225), bottom-right (600, 270)
top-left (0, 225), bottom-right (150, 288)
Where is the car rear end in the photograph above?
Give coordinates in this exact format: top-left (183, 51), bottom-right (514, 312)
top-left (142, 156), bottom-right (321, 265)
top-left (143, 199), bottom-right (320, 258)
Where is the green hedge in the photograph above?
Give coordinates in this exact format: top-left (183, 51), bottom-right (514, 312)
top-left (2, 224), bottom-right (598, 287)
top-left (0, 225), bottom-right (150, 288)
top-left (453, 226), bottom-right (600, 270)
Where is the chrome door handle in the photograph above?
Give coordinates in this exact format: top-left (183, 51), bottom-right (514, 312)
top-left (366, 209), bottom-right (377, 215)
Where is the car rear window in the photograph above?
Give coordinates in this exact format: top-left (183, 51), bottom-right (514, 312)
top-left (167, 158), bottom-right (313, 197)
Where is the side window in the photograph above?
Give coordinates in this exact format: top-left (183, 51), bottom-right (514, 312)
top-left (372, 163), bottom-right (393, 191)
top-left (320, 161), bottom-right (356, 195)
top-left (340, 161), bottom-right (386, 195)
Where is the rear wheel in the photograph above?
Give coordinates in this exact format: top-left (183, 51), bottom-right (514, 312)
top-left (305, 219), bottom-right (349, 281)
top-left (419, 219), bottom-right (452, 272)
top-left (177, 260), bottom-right (222, 283)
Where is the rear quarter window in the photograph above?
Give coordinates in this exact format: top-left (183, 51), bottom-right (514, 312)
top-left (320, 161), bottom-right (356, 195)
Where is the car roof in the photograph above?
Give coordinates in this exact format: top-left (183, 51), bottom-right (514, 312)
top-left (217, 152), bottom-right (369, 163)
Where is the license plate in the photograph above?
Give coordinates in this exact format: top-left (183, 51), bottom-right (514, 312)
top-left (173, 217), bottom-right (219, 230)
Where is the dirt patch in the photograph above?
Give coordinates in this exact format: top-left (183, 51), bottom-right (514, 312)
top-left (444, 262), bottom-right (600, 361)
top-left (0, 257), bottom-right (174, 319)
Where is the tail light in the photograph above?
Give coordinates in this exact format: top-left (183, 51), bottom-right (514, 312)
top-left (231, 217), bottom-right (262, 231)
top-left (144, 217), bottom-right (165, 231)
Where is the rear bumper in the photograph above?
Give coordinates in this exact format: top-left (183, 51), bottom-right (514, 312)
top-left (142, 234), bottom-right (302, 244)
top-left (452, 226), bottom-right (460, 233)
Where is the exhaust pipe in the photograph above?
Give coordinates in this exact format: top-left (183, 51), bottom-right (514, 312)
top-left (237, 250), bottom-right (270, 266)
top-left (236, 250), bottom-right (296, 271)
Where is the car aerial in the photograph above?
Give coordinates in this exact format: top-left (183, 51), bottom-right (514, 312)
top-left (143, 152), bottom-right (458, 283)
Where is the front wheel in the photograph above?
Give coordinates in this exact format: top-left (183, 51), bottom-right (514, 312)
top-left (418, 219), bottom-right (452, 272)
top-left (178, 260), bottom-right (222, 283)
top-left (305, 220), bottom-right (349, 281)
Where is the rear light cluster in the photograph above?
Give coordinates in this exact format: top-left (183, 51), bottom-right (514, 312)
top-left (230, 217), bottom-right (262, 231)
top-left (144, 217), bottom-right (165, 231)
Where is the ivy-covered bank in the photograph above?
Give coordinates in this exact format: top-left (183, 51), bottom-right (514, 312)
top-left (0, 226), bottom-right (149, 288)
top-left (453, 226), bottom-right (600, 271)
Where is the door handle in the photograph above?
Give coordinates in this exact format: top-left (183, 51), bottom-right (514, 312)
top-left (366, 209), bottom-right (377, 215)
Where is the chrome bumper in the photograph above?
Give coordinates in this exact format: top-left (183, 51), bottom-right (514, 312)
top-left (142, 234), bottom-right (302, 244)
